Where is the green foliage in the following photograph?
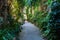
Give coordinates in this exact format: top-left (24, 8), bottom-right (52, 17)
top-left (1, 0), bottom-right (59, 40)
top-left (17, 0), bottom-right (25, 7)
top-left (31, 0), bottom-right (41, 7)
top-left (26, 0), bottom-right (58, 40)
top-left (0, 0), bottom-right (24, 40)
top-left (57, 0), bottom-right (60, 2)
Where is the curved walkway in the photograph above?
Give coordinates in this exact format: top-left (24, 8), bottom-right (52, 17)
top-left (19, 21), bottom-right (44, 40)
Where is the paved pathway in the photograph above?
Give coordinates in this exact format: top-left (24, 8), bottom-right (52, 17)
top-left (19, 21), bottom-right (44, 40)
